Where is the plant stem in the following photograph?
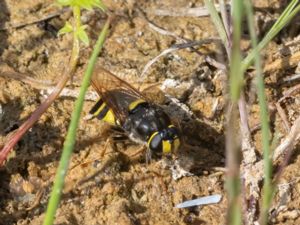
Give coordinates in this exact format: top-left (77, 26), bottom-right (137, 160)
top-left (226, 103), bottom-right (242, 225)
top-left (204, 0), bottom-right (230, 55)
top-left (42, 18), bottom-right (110, 225)
top-left (241, 0), bottom-right (300, 72)
top-left (225, 0), bottom-right (243, 224)
top-left (0, 6), bottom-right (82, 166)
top-left (70, 5), bottom-right (81, 73)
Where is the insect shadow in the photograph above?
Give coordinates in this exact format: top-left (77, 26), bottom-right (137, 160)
top-left (0, 97), bottom-right (64, 173)
top-left (0, 97), bottom-right (62, 223)
top-left (161, 95), bottom-right (225, 175)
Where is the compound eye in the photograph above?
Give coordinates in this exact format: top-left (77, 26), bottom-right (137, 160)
top-left (148, 132), bottom-right (162, 153)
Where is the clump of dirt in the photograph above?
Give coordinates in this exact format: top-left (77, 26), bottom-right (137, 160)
top-left (1, 0), bottom-right (300, 224)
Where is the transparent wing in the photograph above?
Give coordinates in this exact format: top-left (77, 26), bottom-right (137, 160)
top-left (91, 66), bottom-right (148, 124)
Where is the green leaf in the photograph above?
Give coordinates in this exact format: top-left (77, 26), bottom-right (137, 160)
top-left (57, 0), bottom-right (106, 11)
top-left (78, 0), bottom-right (106, 11)
top-left (76, 26), bottom-right (89, 45)
top-left (56, 0), bottom-right (72, 6)
top-left (79, 0), bottom-right (93, 10)
top-left (58, 21), bottom-right (73, 36)
top-left (91, 0), bottom-right (106, 11)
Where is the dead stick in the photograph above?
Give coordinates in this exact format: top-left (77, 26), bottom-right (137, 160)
top-left (275, 102), bottom-right (290, 132)
top-left (149, 5), bottom-right (230, 17)
top-left (0, 69), bottom-right (70, 166)
top-left (273, 116), bottom-right (300, 161)
top-left (279, 83), bottom-right (300, 103)
top-left (0, 63), bottom-right (55, 89)
top-left (140, 40), bottom-right (218, 79)
top-left (0, 8), bottom-right (68, 31)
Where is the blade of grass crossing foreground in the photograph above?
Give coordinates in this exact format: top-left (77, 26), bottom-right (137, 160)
top-left (204, 0), bottom-right (230, 54)
top-left (244, 1), bottom-right (272, 224)
top-left (43, 18), bottom-right (110, 225)
top-left (226, 0), bottom-right (243, 224)
top-left (229, 0), bottom-right (243, 102)
top-left (219, 0), bottom-right (230, 41)
top-left (242, 0), bottom-right (300, 72)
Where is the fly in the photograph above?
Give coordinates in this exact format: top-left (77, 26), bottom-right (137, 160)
top-left (88, 66), bottom-right (180, 158)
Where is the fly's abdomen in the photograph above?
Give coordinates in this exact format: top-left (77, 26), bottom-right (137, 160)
top-left (89, 98), bottom-right (116, 125)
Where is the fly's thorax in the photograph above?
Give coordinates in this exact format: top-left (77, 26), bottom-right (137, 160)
top-left (123, 101), bottom-right (170, 140)
top-left (124, 99), bottom-right (180, 154)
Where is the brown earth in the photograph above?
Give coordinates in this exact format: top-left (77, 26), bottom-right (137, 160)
top-left (1, 0), bottom-right (300, 224)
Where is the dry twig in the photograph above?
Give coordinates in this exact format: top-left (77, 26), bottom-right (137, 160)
top-left (239, 94), bottom-right (257, 165)
top-left (0, 8), bottom-right (68, 31)
top-left (275, 102), bottom-right (290, 132)
top-left (282, 73), bottom-right (300, 83)
top-left (0, 63), bottom-right (55, 89)
top-left (40, 88), bottom-right (98, 101)
top-left (148, 4), bottom-right (230, 17)
top-left (140, 40), bottom-right (219, 79)
top-left (144, 17), bottom-right (225, 70)
top-left (279, 83), bottom-right (300, 103)
top-left (273, 116), bottom-right (300, 161)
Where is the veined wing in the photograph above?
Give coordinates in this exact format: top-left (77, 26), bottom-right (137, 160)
top-left (91, 66), bottom-right (148, 124)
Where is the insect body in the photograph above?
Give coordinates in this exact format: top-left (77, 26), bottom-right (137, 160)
top-left (89, 66), bottom-right (180, 156)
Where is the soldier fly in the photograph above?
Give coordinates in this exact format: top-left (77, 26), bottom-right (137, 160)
top-left (88, 66), bottom-right (180, 158)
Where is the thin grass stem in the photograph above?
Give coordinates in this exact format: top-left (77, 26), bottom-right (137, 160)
top-left (244, 1), bottom-right (272, 224)
top-left (242, 0), bottom-right (300, 72)
top-left (42, 18), bottom-right (110, 225)
top-left (70, 5), bottom-right (81, 74)
top-left (226, 0), bottom-right (243, 224)
top-left (204, 0), bottom-right (230, 55)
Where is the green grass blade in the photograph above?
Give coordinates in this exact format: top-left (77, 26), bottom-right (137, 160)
top-left (244, 1), bottom-right (273, 224)
top-left (242, 0), bottom-right (300, 72)
top-left (204, 0), bottom-right (230, 54)
top-left (42, 18), bottom-right (110, 225)
top-left (229, 0), bottom-right (243, 102)
top-left (226, 0), bottom-right (243, 224)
